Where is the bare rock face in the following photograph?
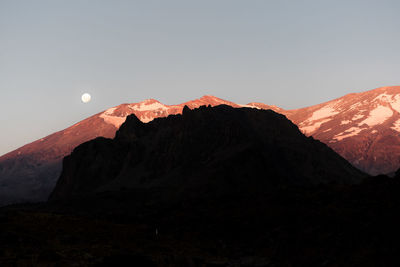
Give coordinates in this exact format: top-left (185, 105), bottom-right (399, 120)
top-left (50, 105), bottom-right (365, 202)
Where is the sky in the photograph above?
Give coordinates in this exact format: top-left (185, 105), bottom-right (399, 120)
top-left (1, 0), bottom-right (400, 156)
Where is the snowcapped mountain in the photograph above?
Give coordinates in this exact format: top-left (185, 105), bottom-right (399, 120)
top-left (97, 95), bottom-right (282, 128)
top-left (1, 87), bottom-right (400, 205)
top-left (95, 87), bottom-right (400, 175)
top-left (289, 86), bottom-right (400, 175)
top-left (97, 95), bottom-right (240, 127)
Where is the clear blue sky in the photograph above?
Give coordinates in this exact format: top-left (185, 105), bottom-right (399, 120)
top-left (1, 0), bottom-right (400, 155)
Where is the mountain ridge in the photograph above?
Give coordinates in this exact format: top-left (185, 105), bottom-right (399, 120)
top-left (50, 104), bottom-right (364, 202)
top-left (2, 86), bottom-right (400, 205)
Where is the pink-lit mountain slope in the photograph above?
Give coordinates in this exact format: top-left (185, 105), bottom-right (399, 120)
top-left (289, 86), bottom-right (400, 175)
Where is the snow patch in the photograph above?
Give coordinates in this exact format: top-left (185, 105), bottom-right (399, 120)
top-left (104, 107), bottom-right (117, 115)
top-left (99, 107), bottom-right (129, 128)
top-left (341, 120), bottom-right (351, 125)
top-left (300, 119), bottom-right (330, 134)
top-left (349, 102), bottom-right (362, 110)
top-left (239, 104), bottom-right (258, 109)
top-left (133, 102), bottom-right (168, 112)
top-left (391, 119), bottom-right (400, 132)
top-left (140, 115), bottom-right (155, 123)
top-left (99, 113), bottom-right (127, 128)
top-left (390, 95), bottom-right (400, 113)
top-left (308, 106), bottom-right (339, 121)
top-left (352, 114), bottom-right (364, 120)
top-left (374, 93), bottom-right (393, 102)
top-left (371, 130), bottom-right (378, 134)
top-left (358, 106), bottom-right (393, 127)
top-left (333, 127), bottom-right (364, 141)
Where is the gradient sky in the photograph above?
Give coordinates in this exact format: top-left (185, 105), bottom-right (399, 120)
top-left (1, 0), bottom-right (400, 156)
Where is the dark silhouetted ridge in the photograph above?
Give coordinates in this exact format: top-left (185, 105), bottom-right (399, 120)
top-left (50, 105), bottom-right (365, 202)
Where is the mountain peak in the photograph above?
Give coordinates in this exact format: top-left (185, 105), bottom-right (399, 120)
top-left (128, 98), bottom-right (166, 111)
top-left (181, 95), bottom-right (241, 109)
top-left (199, 95), bottom-right (223, 101)
top-left (142, 98), bottom-right (162, 104)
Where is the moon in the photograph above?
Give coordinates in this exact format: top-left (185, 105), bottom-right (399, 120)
top-left (81, 93), bottom-right (91, 103)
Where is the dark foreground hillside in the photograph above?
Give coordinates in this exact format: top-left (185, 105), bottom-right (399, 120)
top-left (1, 105), bottom-right (388, 266)
top-left (2, 177), bottom-right (400, 266)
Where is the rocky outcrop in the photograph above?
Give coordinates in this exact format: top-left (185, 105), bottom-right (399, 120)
top-left (0, 96), bottom-right (251, 205)
top-left (50, 105), bottom-right (365, 202)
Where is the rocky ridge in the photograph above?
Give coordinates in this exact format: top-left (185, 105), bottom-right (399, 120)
top-left (50, 105), bottom-right (364, 202)
top-left (2, 87), bottom-right (400, 205)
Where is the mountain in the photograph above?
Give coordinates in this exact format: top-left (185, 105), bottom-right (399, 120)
top-left (50, 105), bottom-right (364, 202)
top-left (2, 106), bottom-right (400, 266)
top-left (0, 115), bottom-right (117, 205)
top-left (0, 96), bottom-right (257, 205)
top-left (94, 86), bottom-right (400, 175)
top-left (290, 86), bottom-right (400, 175)
top-left (2, 86), bottom-right (400, 205)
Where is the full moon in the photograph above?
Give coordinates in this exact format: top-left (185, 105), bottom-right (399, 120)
top-left (81, 93), bottom-right (91, 103)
